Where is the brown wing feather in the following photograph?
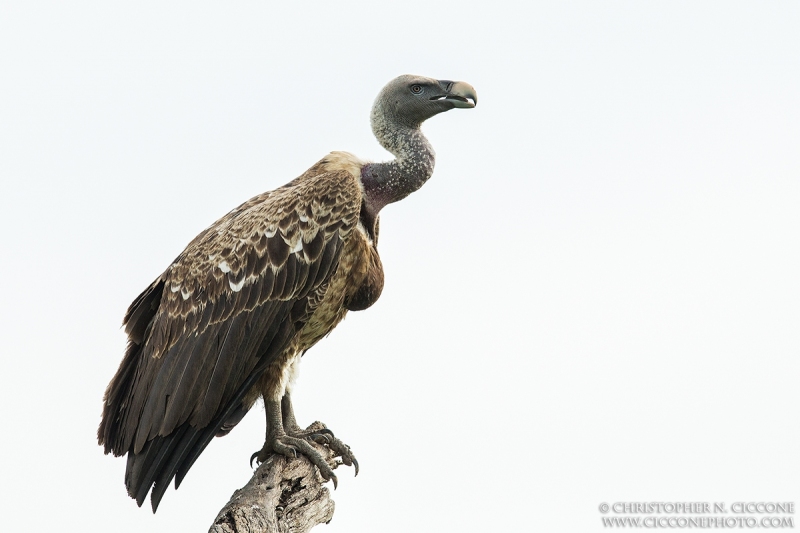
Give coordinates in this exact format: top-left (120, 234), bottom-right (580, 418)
top-left (98, 160), bottom-right (362, 509)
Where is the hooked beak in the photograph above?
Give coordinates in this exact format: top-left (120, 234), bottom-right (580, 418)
top-left (433, 80), bottom-right (478, 108)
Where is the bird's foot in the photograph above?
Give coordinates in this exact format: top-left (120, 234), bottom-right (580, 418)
top-left (285, 420), bottom-right (334, 442)
top-left (250, 431), bottom-right (341, 487)
top-left (250, 422), bottom-right (359, 486)
top-left (320, 430), bottom-right (359, 476)
top-left (285, 420), bottom-right (358, 474)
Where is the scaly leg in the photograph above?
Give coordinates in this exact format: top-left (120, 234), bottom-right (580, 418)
top-left (281, 392), bottom-right (359, 475)
top-left (250, 396), bottom-right (358, 487)
top-left (281, 392), bottom-right (329, 438)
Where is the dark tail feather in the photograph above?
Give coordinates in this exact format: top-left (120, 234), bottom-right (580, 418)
top-left (123, 364), bottom-right (269, 512)
top-left (151, 428), bottom-right (205, 511)
top-left (99, 339), bottom-right (142, 454)
top-left (122, 301), bottom-right (299, 512)
top-left (124, 418), bottom-right (217, 512)
top-left (100, 279), bottom-right (165, 454)
top-left (120, 369), bottom-right (256, 509)
top-left (126, 424), bottom-right (191, 507)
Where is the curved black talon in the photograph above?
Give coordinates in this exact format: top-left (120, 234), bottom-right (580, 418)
top-left (316, 433), bottom-right (358, 477)
top-left (309, 433), bottom-right (332, 445)
top-left (250, 451), bottom-right (259, 468)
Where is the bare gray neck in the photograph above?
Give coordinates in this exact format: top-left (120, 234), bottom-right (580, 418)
top-left (360, 118), bottom-right (435, 217)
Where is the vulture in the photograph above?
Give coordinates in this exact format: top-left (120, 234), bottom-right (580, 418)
top-left (98, 74), bottom-right (477, 512)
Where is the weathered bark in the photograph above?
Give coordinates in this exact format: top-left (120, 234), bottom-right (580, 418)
top-left (209, 442), bottom-right (337, 533)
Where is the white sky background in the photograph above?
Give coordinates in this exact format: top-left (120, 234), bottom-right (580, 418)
top-left (1, 1), bottom-right (798, 531)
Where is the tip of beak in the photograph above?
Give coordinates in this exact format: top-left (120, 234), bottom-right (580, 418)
top-left (448, 81), bottom-right (477, 108)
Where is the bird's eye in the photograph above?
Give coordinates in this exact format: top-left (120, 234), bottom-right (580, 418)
top-left (410, 84), bottom-right (423, 94)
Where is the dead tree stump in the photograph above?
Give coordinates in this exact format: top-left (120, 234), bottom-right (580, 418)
top-left (209, 441), bottom-right (338, 533)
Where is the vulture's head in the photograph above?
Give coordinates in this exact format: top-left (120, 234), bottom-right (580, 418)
top-left (371, 74), bottom-right (477, 131)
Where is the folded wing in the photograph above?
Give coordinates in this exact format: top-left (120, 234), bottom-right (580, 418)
top-left (98, 163), bottom-right (362, 510)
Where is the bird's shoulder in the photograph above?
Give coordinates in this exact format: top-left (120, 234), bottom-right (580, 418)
top-left (130, 153), bottom-right (367, 347)
top-left (195, 151), bottom-right (365, 243)
top-left (171, 152), bottom-right (365, 273)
